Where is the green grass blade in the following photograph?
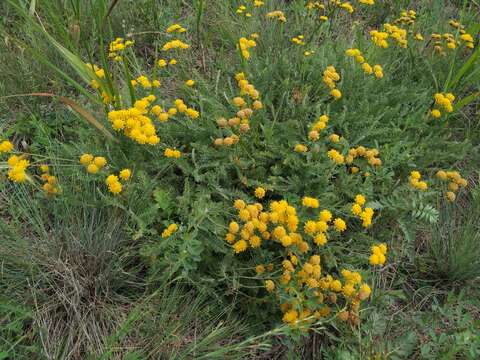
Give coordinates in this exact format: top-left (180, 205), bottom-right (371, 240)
top-left (448, 46), bottom-right (480, 89)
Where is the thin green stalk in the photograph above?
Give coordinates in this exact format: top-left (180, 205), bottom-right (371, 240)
top-left (123, 57), bottom-right (136, 106)
top-left (196, 0), bottom-right (205, 46)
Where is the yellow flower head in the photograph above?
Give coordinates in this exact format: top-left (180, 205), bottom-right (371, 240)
top-left (294, 144), bottom-right (308, 153)
top-left (80, 153), bottom-right (93, 165)
top-left (119, 169), bottom-right (131, 181)
top-left (265, 279), bottom-right (275, 292)
top-left (87, 164), bottom-right (99, 174)
top-left (333, 218), bottom-right (347, 232)
top-left (233, 239), bottom-right (248, 253)
top-left (319, 210), bottom-right (332, 222)
top-left (0, 140), bottom-right (14, 153)
top-left (355, 194), bottom-right (366, 206)
top-left (93, 156), bottom-right (107, 168)
top-left (254, 187), bottom-right (266, 199)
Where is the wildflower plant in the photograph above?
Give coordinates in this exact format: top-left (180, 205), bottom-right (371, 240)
top-left (1, 0), bottom-right (479, 355)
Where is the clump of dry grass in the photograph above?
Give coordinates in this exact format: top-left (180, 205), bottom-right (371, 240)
top-left (2, 187), bottom-right (134, 358)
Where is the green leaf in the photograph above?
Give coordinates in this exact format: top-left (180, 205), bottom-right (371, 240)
top-left (449, 46), bottom-right (480, 89)
top-left (454, 91), bottom-right (480, 112)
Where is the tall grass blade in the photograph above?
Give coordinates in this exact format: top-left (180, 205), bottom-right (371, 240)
top-left (1, 93), bottom-right (117, 141)
top-left (196, 0), bottom-right (205, 46)
top-left (58, 96), bottom-right (117, 142)
top-left (448, 46), bottom-right (480, 89)
top-left (5, 0), bottom-right (109, 99)
top-left (28, 0), bottom-right (36, 15)
top-left (104, 0), bottom-right (121, 25)
top-left (454, 91), bottom-right (480, 111)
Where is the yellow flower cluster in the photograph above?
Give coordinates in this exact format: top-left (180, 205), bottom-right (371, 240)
top-left (345, 48), bottom-right (383, 78)
top-left (327, 149), bottom-right (345, 165)
top-left (278, 261), bottom-right (371, 326)
top-left (85, 63), bottom-right (105, 89)
top-left (323, 66), bottom-right (342, 99)
top-left (351, 194), bottom-right (375, 228)
top-left (459, 33), bottom-right (475, 49)
top-left (214, 72), bottom-right (262, 146)
top-left (337, 1), bottom-right (354, 13)
top-left (409, 171), bottom-right (428, 190)
top-left (0, 140), bottom-right (13, 153)
top-left (346, 146), bottom-right (382, 167)
top-left (156, 31), bottom-right (183, 63)
top-left (435, 170), bottom-right (467, 202)
top-left (214, 134), bottom-right (240, 147)
top-left (107, 96), bottom-right (160, 145)
top-left (151, 104), bottom-right (176, 122)
top-left (174, 99), bottom-right (200, 119)
top-left (236, 5), bottom-right (251, 17)
top-left (236, 1), bottom-right (265, 17)
top-left (166, 23), bottom-right (186, 33)
top-left (40, 165), bottom-right (60, 195)
top-left (224, 197), bottom-right (376, 327)
top-left (359, 0), bottom-right (374, 5)
top-left (308, 114), bottom-right (329, 141)
top-left (370, 30), bottom-right (389, 49)
top-left (108, 37), bottom-right (134, 61)
top-left (105, 175), bottom-right (122, 194)
top-left (371, 22), bottom-right (408, 49)
top-left (164, 148), bottom-right (181, 158)
top-left (266, 10), bottom-right (286, 22)
top-left (369, 243), bottom-right (387, 265)
top-left (236, 72), bottom-right (261, 100)
top-left (227, 199), bottom-right (302, 252)
top-left (291, 35), bottom-right (305, 46)
top-left (158, 58), bottom-right (177, 67)
top-left (7, 155), bottom-right (29, 183)
top-left (239, 36), bottom-right (257, 60)
top-left (162, 223), bottom-right (178, 238)
top-left (105, 170), bottom-right (130, 195)
top-left (450, 20), bottom-right (475, 49)
top-left (79, 153), bottom-right (107, 174)
top-left (414, 33), bottom-right (424, 41)
top-left (305, 2), bottom-right (329, 21)
top-left (227, 201), bottom-right (264, 252)
top-left (1, 140), bottom-right (20, 182)
top-left (306, 2), bottom-right (325, 10)
top-left (431, 32), bottom-right (459, 53)
top-left (394, 9), bottom-right (416, 26)
top-left (328, 1), bottom-right (355, 13)
top-left (131, 75), bottom-right (160, 89)
top-left (162, 39), bottom-right (190, 51)
top-left (385, 24), bottom-right (408, 48)
top-left (431, 93), bottom-right (455, 118)
top-left (302, 196), bottom-right (319, 209)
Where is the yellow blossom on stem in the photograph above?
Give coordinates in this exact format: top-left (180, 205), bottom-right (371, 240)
top-left (162, 223), bottom-right (178, 238)
top-left (0, 140), bottom-right (13, 153)
top-left (254, 187), bottom-right (266, 199)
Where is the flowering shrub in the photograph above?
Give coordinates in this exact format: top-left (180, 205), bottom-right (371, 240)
top-left (225, 195), bottom-right (376, 328)
top-left (1, 0), bottom-right (478, 350)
